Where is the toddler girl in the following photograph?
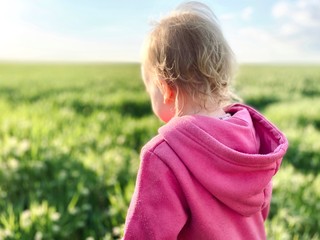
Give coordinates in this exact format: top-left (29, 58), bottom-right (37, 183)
top-left (123, 2), bottom-right (288, 239)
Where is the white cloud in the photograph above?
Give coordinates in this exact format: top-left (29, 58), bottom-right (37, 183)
top-left (0, 0), bottom-right (28, 39)
top-left (228, 25), bottom-right (320, 62)
top-left (0, 0), bottom-right (319, 63)
top-left (220, 13), bottom-right (236, 21)
top-left (0, 22), bottom-right (141, 62)
top-left (280, 24), bottom-right (299, 36)
top-left (0, 0), bottom-right (26, 20)
top-left (270, 0), bottom-right (320, 59)
top-left (226, 27), bottom-right (305, 63)
top-left (220, 6), bottom-right (253, 22)
top-left (272, 2), bottom-right (289, 18)
top-left (273, 0), bottom-right (320, 29)
top-left (0, 0), bottom-right (141, 62)
top-left (222, 0), bottom-right (320, 62)
top-left (241, 7), bottom-right (253, 20)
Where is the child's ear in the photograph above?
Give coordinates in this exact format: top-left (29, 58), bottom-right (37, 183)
top-left (159, 80), bottom-right (175, 104)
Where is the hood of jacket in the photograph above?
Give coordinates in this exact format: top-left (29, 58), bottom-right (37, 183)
top-left (158, 103), bottom-right (288, 217)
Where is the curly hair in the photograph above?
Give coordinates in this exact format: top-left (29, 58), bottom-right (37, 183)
top-left (142, 1), bottom-right (237, 113)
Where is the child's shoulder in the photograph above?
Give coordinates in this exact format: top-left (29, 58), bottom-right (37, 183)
top-left (141, 122), bottom-right (183, 162)
top-left (140, 117), bottom-right (196, 159)
top-left (141, 133), bottom-right (166, 156)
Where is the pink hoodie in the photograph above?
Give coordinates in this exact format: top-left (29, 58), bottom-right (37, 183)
top-left (123, 104), bottom-right (288, 240)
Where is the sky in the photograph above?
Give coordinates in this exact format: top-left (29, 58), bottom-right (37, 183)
top-left (0, 0), bottom-right (319, 63)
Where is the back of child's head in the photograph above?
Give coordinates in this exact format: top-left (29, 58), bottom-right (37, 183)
top-left (143, 1), bottom-right (236, 111)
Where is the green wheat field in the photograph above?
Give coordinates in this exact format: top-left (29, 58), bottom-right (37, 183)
top-left (0, 63), bottom-right (319, 239)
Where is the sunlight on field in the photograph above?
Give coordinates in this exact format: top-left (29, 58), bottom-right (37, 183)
top-left (0, 63), bottom-right (319, 239)
top-left (236, 65), bottom-right (320, 240)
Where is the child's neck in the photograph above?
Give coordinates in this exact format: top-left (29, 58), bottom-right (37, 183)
top-left (179, 101), bottom-right (226, 118)
top-left (195, 108), bottom-right (226, 118)
top-left (182, 108), bottom-right (226, 118)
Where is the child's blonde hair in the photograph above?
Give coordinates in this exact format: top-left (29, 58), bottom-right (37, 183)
top-left (143, 1), bottom-right (237, 113)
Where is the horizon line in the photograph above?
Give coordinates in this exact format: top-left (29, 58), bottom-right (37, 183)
top-left (0, 59), bottom-right (319, 65)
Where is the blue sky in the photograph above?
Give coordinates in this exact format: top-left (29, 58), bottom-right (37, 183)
top-left (0, 0), bottom-right (319, 63)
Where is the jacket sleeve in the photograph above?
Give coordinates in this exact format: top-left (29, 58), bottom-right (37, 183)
top-left (123, 149), bottom-right (188, 240)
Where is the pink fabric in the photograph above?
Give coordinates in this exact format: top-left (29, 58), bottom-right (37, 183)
top-left (123, 104), bottom-right (288, 240)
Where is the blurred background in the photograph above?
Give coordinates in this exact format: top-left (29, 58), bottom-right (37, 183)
top-left (0, 0), bottom-right (319, 239)
top-left (1, 0), bottom-right (319, 63)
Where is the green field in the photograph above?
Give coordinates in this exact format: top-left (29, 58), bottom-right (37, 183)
top-left (0, 63), bottom-right (319, 239)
